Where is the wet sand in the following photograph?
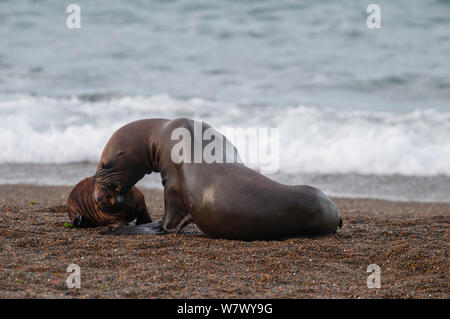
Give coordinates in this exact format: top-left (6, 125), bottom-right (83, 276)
top-left (0, 184), bottom-right (448, 298)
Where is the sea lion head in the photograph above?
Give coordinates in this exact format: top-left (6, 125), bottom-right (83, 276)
top-left (92, 181), bottom-right (126, 212)
top-left (93, 130), bottom-right (148, 208)
top-left (68, 177), bottom-right (129, 228)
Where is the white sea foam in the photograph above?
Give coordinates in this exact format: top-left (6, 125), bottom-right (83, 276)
top-left (0, 94), bottom-right (449, 176)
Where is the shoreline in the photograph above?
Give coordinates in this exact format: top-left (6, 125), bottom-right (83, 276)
top-left (1, 182), bottom-right (450, 205)
top-left (2, 162), bottom-right (450, 203)
top-left (2, 182), bottom-right (450, 205)
top-left (0, 184), bottom-right (448, 298)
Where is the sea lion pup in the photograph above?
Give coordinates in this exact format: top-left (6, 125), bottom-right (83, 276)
top-left (67, 177), bottom-right (152, 228)
top-left (93, 118), bottom-right (342, 240)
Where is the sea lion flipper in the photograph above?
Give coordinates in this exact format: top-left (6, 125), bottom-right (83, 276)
top-left (102, 219), bottom-right (166, 236)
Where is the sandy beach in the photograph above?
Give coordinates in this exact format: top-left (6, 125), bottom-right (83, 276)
top-left (0, 184), bottom-right (448, 299)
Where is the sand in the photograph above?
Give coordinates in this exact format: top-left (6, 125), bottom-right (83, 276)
top-left (0, 184), bottom-right (448, 299)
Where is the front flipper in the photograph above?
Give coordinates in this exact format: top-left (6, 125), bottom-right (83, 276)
top-left (103, 219), bottom-right (167, 235)
top-left (102, 185), bottom-right (191, 236)
top-left (161, 186), bottom-right (191, 233)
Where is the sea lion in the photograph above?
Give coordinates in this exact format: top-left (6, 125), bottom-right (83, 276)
top-left (93, 118), bottom-right (342, 240)
top-left (68, 177), bottom-right (152, 228)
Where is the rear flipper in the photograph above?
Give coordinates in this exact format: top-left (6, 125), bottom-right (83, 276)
top-left (102, 219), bottom-right (166, 235)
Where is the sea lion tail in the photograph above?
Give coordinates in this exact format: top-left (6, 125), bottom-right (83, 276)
top-left (338, 214), bottom-right (343, 228)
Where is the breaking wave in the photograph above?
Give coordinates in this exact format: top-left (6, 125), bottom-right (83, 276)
top-left (0, 93), bottom-right (449, 176)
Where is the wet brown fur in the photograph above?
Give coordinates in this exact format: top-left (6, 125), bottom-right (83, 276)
top-left (68, 177), bottom-right (151, 227)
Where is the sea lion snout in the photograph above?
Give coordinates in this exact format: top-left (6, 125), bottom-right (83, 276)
top-left (115, 194), bottom-right (125, 205)
top-left (96, 194), bottom-right (124, 211)
top-left (104, 194), bottom-right (125, 209)
top-left (93, 185), bottom-right (117, 209)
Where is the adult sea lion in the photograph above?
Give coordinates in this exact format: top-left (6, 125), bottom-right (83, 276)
top-left (68, 177), bottom-right (151, 228)
top-left (93, 118), bottom-right (342, 240)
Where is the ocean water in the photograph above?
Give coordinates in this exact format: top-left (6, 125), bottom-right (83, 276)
top-left (0, 0), bottom-right (449, 201)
